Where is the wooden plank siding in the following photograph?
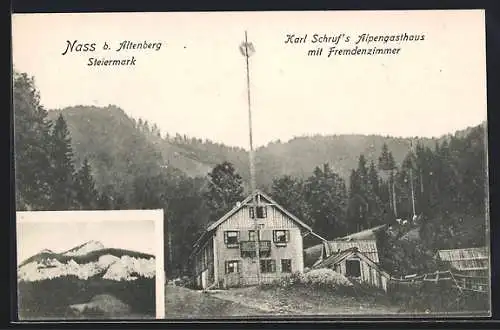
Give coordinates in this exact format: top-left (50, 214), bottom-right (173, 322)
top-left (213, 204), bottom-right (304, 288)
top-left (314, 249), bottom-right (389, 291)
top-left (334, 257), bottom-right (386, 290)
top-left (218, 205), bottom-right (299, 230)
top-left (193, 237), bottom-right (216, 289)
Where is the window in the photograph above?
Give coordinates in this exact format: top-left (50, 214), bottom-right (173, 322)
top-left (260, 259), bottom-right (276, 273)
top-left (249, 207), bottom-right (255, 218)
top-left (249, 206), bottom-right (267, 219)
top-left (345, 258), bottom-right (361, 278)
top-left (225, 260), bottom-right (240, 274)
top-left (256, 206), bottom-right (267, 218)
top-left (281, 259), bottom-right (292, 273)
top-left (273, 230), bottom-right (290, 244)
top-left (224, 231), bottom-right (239, 248)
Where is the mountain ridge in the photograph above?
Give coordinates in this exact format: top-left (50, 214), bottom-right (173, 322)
top-left (47, 105), bottom-right (486, 191)
top-left (18, 241), bottom-right (156, 282)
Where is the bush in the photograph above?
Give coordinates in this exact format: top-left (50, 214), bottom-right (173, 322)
top-left (267, 269), bottom-right (353, 292)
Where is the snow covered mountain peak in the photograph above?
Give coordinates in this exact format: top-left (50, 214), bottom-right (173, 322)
top-left (62, 240), bottom-right (105, 256)
top-left (17, 241), bottom-right (156, 283)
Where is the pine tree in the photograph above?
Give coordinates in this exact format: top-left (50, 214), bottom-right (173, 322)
top-left (49, 114), bottom-right (77, 210)
top-left (305, 164), bottom-right (348, 238)
top-left (347, 169), bottom-right (364, 233)
top-left (368, 161), bottom-right (380, 197)
top-left (74, 158), bottom-right (98, 209)
top-left (204, 161), bottom-right (245, 221)
top-left (271, 175), bottom-right (312, 226)
top-left (13, 71), bottom-right (53, 210)
top-left (378, 143), bottom-right (397, 217)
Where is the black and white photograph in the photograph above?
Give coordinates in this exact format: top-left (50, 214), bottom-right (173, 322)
top-left (16, 210), bottom-right (165, 320)
top-left (12, 9), bottom-right (489, 319)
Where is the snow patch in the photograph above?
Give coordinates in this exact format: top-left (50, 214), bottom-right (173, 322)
top-left (17, 254), bottom-right (155, 282)
top-left (103, 256), bottom-right (156, 281)
top-left (63, 240), bottom-right (105, 257)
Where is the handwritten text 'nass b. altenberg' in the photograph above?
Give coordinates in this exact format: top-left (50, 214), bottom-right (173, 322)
top-left (61, 40), bottom-right (163, 56)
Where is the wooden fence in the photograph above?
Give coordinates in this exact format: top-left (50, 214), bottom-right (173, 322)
top-left (389, 270), bottom-right (489, 294)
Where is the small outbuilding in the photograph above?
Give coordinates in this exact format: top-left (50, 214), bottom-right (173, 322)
top-left (312, 246), bottom-right (391, 292)
top-left (435, 247), bottom-right (489, 292)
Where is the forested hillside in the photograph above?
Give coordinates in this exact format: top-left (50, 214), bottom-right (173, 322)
top-left (14, 70), bottom-right (488, 278)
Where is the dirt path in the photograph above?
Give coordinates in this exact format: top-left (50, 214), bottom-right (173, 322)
top-left (164, 285), bottom-right (270, 318)
top-left (209, 286), bottom-right (401, 316)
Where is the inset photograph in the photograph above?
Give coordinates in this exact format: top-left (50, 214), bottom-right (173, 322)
top-left (16, 210), bottom-right (165, 320)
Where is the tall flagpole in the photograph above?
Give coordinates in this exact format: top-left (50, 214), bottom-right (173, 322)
top-left (240, 31), bottom-right (260, 285)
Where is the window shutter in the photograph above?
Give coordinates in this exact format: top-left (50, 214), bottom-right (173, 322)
top-left (271, 260), bottom-right (276, 273)
top-left (224, 232), bottom-right (228, 244)
top-left (225, 261), bottom-right (228, 274)
top-left (249, 207), bottom-right (255, 218)
top-left (285, 230), bottom-right (290, 242)
top-left (263, 206), bottom-right (267, 218)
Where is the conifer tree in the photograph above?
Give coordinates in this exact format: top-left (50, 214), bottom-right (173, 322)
top-left (204, 161), bottom-right (244, 221)
top-left (13, 71), bottom-right (53, 210)
top-left (74, 158), bottom-right (98, 209)
top-left (305, 164), bottom-right (347, 238)
top-left (271, 175), bottom-right (313, 226)
top-left (49, 114), bottom-right (77, 210)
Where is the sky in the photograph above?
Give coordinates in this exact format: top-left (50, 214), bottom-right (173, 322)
top-left (11, 10), bottom-right (487, 148)
top-left (16, 211), bottom-right (161, 262)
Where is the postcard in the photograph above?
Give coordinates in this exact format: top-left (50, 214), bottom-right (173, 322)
top-left (12, 9), bottom-right (489, 319)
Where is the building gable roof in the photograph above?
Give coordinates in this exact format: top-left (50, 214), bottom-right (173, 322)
top-left (326, 240), bottom-right (379, 263)
top-left (313, 247), bottom-right (391, 279)
top-left (205, 190), bottom-right (313, 233)
top-left (436, 247), bottom-right (489, 271)
top-left (190, 190), bottom-right (315, 256)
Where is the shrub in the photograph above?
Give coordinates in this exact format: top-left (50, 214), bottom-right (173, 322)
top-left (301, 268), bottom-right (353, 288)
top-left (267, 269), bottom-right (352, 292)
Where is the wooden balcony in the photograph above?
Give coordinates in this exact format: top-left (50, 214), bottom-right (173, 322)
top-left (240, 240), bottom-right (271, 252)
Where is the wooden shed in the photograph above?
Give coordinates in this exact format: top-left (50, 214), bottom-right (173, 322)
top-left (435, 247), bottom-right (489, 292)
top-left (312, 246), bottom-right (391, 292)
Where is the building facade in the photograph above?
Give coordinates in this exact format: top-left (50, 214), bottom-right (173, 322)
top-left (189, 190), bottom-right (319, 289)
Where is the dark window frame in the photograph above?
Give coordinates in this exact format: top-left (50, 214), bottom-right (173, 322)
top-left (273, 229), bottom-right (290, 245)
top-left (345, 258), bottom-right (362, 278)
top-left (249, 206), bottom-right (267, 219)
top-left (225, 260), bottom-right (240, 274)
top-left (281, 259), bottom-right (292, 273)
top-left (224, 231), bottom-right (240, 248)
top-left (260, 259), bottom-right (276, 273)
